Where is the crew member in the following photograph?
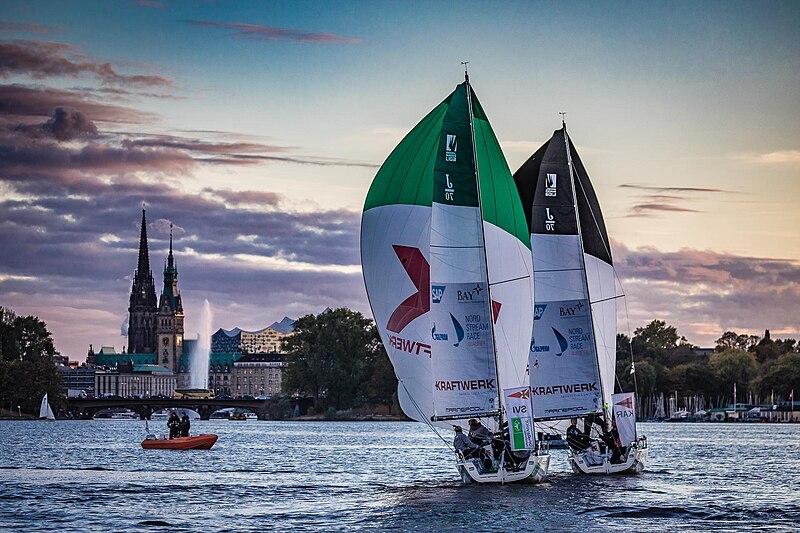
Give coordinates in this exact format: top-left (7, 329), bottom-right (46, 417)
top-left (167, 411), bottom-right (180, 439)
top-left (468, 419), bottom-right (492, 446)
top-left (566, 418), bottom-right (587, 451)
top-left (453, 425), bottom-right (481, 459)
top-left (179, 414), bottom-right (191, 437)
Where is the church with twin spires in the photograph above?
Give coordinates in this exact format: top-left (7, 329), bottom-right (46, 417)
top-left (127, 208), bottom-right (185, 373)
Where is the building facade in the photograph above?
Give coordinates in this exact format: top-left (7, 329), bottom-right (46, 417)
top-left (59, 365), bottom-right (96, 396)
top-left (231, 353), bottom-right (287, 398)
top-left (211, 326), bottom-right (290, 354)
top-left (93, 363), bottom-right (176, 398)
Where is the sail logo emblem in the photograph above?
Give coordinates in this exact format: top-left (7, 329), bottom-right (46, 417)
top-left (545, 173), bottom-right (557, 197)
top-left (386, 245), bottom-right (430, 333)
top-left (545, 208), bottom-right (555, 231)
top-left (450, 313), bottom-right (465, 347)
top-left (457, 285), bottom-right (483, 301)
top-left (552, 327), bottom-right (569, 356)
top-left (445, 134), bottom-right (457, 161)
top-left (615, 396), bottom-right (633, 409)
top-left (534, 304), bottom-right (547, 320)
top-left (507, 388), bottom-right (530, 400)
top-left (431, 323), bottom-right (448, 341)
top-left (530, 340), bottom-right (550, 353)
top-left (431, 285), bottom-right (446, 304)
top-left (559, 301), bottom-right (586, 317)
top-left (444, 174), bottom-right (454, 201)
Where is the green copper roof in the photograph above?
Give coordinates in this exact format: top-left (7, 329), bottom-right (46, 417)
top-left (133, 364), bottom-right (172, 373)
top-left (96, 352), bottom-right (156, 366)
top-left (179, 352), bottom-right (242, 370)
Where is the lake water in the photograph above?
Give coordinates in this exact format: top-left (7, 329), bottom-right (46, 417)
top-left (1, 421), bottom-right (798, 532)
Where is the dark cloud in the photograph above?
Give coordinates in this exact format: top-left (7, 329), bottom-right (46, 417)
top-left (0, 40), bottom-right (173, 87)
top-left (36, 107), bottom-right (98, 141)
top-left (185, 20), bottom-right (362, 45)
top-left (203, 188), bottom-right (283, 207)
top-left (0, 139), bottom-right (196, 186)
top-left (127, 135), bottom-right (292, 154)
top-left (630, 203), bottom-right (700, 216)
top-left (614, 241), bottom-right (800, 346)
top-left (619, 184), bottom-right (730, 194)
top-left (0, 84), bottom-right (154, 123)
top-left (221, 153), bottom-right (380, 168)
top-left (0, 21), bottom-right (62, 34)
top-left (620, 183), bottom-right (737, 218)
top-left (134, 0), bottom-right (164, 8)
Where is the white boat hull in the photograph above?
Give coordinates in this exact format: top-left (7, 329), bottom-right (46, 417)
top-left (457, 453), bottom-right (550, 484)
top-left (568, 438), bottom-right (648, 475)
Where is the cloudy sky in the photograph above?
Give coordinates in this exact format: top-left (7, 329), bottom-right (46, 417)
top-left (1, 0), bottom-right (798, 360)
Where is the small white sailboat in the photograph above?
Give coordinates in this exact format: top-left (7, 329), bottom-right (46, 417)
top-left (39, 393), bottom-right (55, 421)
top-left (361, 72), bottom-right (549, 484)
top-left (513, 121), bottom-right (647, 475)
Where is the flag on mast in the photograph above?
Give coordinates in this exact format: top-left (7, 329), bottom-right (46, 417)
top-left (733, 382), bottom-right (737, 405)
top-left (630, 361), bottom-right (636, 375)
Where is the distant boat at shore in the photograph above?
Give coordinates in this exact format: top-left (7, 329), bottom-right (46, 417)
top-left (39, 394), bottom-right (55, 421)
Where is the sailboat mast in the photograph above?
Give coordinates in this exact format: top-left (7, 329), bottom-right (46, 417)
top-left (561, 118), bottom-right (609, 428)
top-left (464, 68), bottom-right (504, 426)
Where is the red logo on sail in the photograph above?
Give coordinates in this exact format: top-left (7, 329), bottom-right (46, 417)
top-left (615, 396), bottom-right (633, 409)
top-left (387, 245), bottom-right (430, 333)
top-left (386, 244), bottom-right (502, 334)
top-left (507, 389), bottom-right (530, 400)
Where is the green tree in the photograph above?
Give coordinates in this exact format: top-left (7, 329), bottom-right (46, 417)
top-left (0, 306), bottom-right (19, 361)
top-left (709, 349), bottom-right (758, 401)
top-left (628, 359), bottom-right (659, 397)
top-left (281, 308), bottom-right (385, 410)
top-left (631, 320), bottom-right (688, 365)
top-left (361, 337), bottom-right (397, 405)
top-left (14, 315), bottom-right (57, 361)
top-left (715, 331), bottom-right (759, 353)
top-left (0, 308), bottom-right (62, 415)
top-left (758, 353), bottom-right (800, 400)
top-left (670, 362), bottom-right (717, 398)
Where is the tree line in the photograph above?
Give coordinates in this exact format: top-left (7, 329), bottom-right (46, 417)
top-left (281, 312), bottom-right (799, 415)
top-left (0, 307), bottom-right (63, 415)
top-left (615, 320), bottom-right (799, 411)
top-left (2, 303), bottom-right (796, 417)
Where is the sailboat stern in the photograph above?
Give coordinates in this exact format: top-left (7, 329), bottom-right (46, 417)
top-left (568, 436), bottom-right (648, 475)
top-left (456, 451), bottom-right (550, 484)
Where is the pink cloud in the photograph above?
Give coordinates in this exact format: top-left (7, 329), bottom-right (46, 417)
top-left (185, 20), bottom-right (362, 45)
top-left (0, 40), bottom-right (173, 87)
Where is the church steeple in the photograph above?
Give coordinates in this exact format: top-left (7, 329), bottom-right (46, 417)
top-left (136, 207), bottom-right (151, 279)
top-left (128, 206), bottom-right (158, 354)
top-left (159, 224), bottom-right (182, 314)
top-left (157, 222), bottom-right (184, 373)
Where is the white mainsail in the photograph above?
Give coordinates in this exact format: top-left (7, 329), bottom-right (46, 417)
top-left (39, 393), bottom-right (55, 420)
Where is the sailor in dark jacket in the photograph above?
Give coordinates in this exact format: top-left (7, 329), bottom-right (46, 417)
top-left (179, 414), bottom-right (190, 437)
top-left (167, 411), bottom-right (180, 439)
top-left (566, 418), bottom-right (587, 451)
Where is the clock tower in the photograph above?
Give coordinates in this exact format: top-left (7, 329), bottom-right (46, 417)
top-left (156, 225), bottom-right (184, 373)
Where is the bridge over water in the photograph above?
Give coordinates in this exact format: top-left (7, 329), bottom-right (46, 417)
top-left (65, 397), bottom-right (312, 420)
